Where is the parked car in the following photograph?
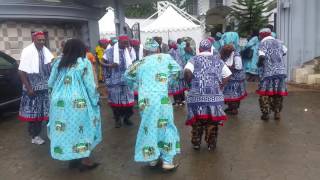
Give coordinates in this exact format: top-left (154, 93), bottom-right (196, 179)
top-left (0, 51), bottom-right (21, 115)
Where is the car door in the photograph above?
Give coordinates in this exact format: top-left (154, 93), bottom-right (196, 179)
top-left (0, 52), bottom-right (22, 105)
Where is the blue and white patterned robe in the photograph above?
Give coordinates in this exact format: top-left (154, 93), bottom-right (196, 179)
top-left (186, 54), bottom-right (227, 126)
top-left (257, 36), bottom-right (288, 96)
top-left (104, 47), bottom-right (134, 107)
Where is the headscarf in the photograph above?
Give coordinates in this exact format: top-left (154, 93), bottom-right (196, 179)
top-left (199, 39), bottom-right (212, 52)
top-left (32, 31), bottom-right (44, 37)
top-left (168, 40), bottom-right (177, 50)
top-left (144, 38), bottom-right (159, 52)
top-left (100, 38), bottom-right (109, 44)
top-left (110, 37), bottom-right (118, 44)
top-left (220, 32), bottom-right (240, 52)
top-left (130, 39), bottom-right (140, 47)
top-left (259, 28), bottom-right (272, 40)
top-left (118, 35), bottom-right (129, 42)
top-left (216, 32), bottom-right (222, 38)
top-left (207, 37), bottom-right (215, 43)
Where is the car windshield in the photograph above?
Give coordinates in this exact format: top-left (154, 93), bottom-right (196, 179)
top-left (0, 56), bottom-right (15, 69)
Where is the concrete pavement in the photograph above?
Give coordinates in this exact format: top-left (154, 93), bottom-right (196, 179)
top-left (0, 84), bottom-right (320, 180)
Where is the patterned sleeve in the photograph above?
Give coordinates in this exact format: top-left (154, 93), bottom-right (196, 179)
top-left (245, 36), bottom-right (258, 48)
top-left (103, 48), bottom-right (113, 64)
top-left (167, 54), bottom-right (181, 78)
top-left (82, 59), bottom-right (99, 106)
top-left (124, 60), bottom-right (140, 89)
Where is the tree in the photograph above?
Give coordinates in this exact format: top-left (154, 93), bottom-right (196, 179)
top-left (125, 0), bottom-right (194, 18)
top-left (230, 0), bottom-right (273, 37)
top-left (125, 2), bottom-right (156, 18)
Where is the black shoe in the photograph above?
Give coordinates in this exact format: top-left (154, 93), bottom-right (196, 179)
top-left (274, 112), bottom-right (281, 120)
top-left (68, 159), bottom-right (81, 169)
top-left (208, 143), bottom-right (217, 151)
top-left (261, 114), bottom-right (270, 121)
top-left (115, 119), bottom-right (122, 128)
top-left (193, 145), bottom-right (200, 150)
top-left (124, 118), bottom-right (133, 126)
top-left (78, 162), bottom-right (100, 172)
top-left (226, 109), bottom-right (238, 115)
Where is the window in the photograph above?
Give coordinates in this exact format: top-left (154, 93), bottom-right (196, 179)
top-left (0, 55), bottom-right (14, 70)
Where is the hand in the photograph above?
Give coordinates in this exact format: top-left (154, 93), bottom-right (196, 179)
top-left (27, 89), bottom-right (35, 97)
top-left (109, 63), bottom-right (118, 68)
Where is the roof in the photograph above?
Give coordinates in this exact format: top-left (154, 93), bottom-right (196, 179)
top-left (141, 6), bottom-right (200, 32)
top-left (0, 0), bottom-right (105, 21)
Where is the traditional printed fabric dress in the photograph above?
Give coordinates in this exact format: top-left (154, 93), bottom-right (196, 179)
top-left (104, 47), bottom-right (134, 107)
top-left (257, 36), bottom-right (288, 96)
top-left (125, 53), bottom-right (181, 163)
top-left (95, 45), bottom-right (105, 82)
top-left (48, 58), bottom-right (102, 161)
top-left (19, 49), bottom-right (51, 122)
top-left (168, 48), bottom-right (187, 96)
top-left (223, 52), bottom-right (247, 103)
top-left (243, 36), bottom-right (260, 75)
top-left (185, 54), bottom-right (228, 126)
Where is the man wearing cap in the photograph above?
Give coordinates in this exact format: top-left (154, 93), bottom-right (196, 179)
top-left (184, 39), bottom-right (232, 151)
top-left (18, 31), bottom-right (53, 145)
top-left (257, 28), bottom-right (288, 121)
top-left (103, 35), bottom-right (134, 128)
top-left (125, 38), bottom-right (181, 170)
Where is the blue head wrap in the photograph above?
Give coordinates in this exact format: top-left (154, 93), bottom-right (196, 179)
top-left (144, 38), bottom-right (159, 52)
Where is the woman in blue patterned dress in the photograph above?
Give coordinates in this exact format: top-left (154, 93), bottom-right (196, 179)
top-left (168, 41), bottom-right (187, 106)
top-left (48, 39), bottom-right (102, 171)
top-left (184, 39), bottom-right (232, 151)
top-left (243, 30), bottom-right (260, 81)
top-left (125, 38), bottom-right (181, 170)
top-left (221, 31), bottom-right (247, 115)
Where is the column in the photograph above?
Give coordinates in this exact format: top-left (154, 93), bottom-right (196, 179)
top-left (88, 20), bottom-right (100, 51)
top-left (113, 0), bottom-right (126, 36)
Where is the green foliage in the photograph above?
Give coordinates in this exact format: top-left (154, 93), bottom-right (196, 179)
top-left (231, 0), bottom-right (274, 37)
top-left (125, 0), bottom-right (194, 18)
top-left (125, 2), bottom-right (156, 18)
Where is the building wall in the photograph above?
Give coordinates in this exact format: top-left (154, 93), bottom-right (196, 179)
top-left (0, 21), bottom-right (82, 60)
top-left (0, 1), bottom-right (105, 59)
top-left (277, 0), bottom-right (320, 80)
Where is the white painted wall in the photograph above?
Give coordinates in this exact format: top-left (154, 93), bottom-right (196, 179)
top-left (278, 0), bottom-right (320, 80)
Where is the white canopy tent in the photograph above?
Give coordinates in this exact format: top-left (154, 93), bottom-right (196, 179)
top-left (99, 8), bottom-right (116, 38)
top-left (99, 4), bottom-right (204, 50)
top-left (99, 8), bottom-right (154, 39)
top-left (141, 5), bottom-right (203, 50)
